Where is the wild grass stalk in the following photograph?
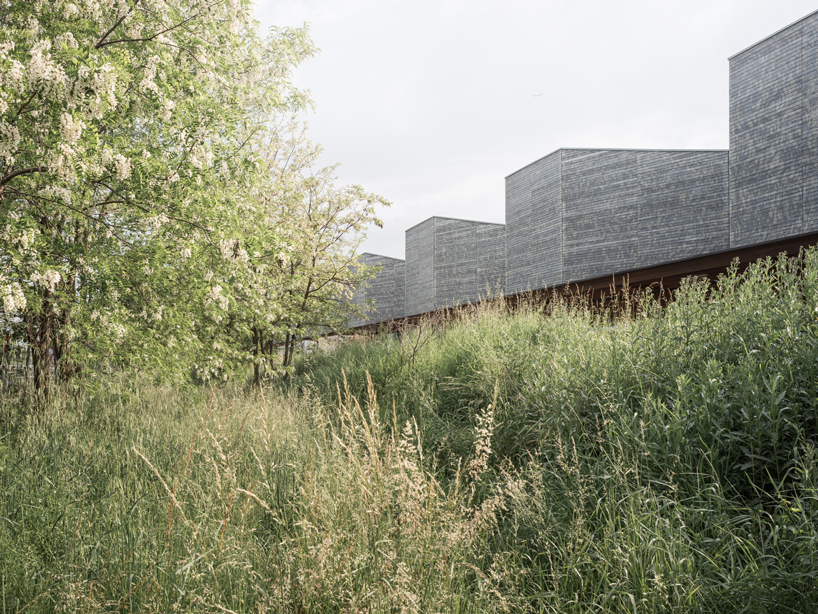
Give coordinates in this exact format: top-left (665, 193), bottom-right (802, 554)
top-left (2, 250), bottom-right (818, 612)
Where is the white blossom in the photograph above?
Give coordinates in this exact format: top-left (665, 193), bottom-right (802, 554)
top-left (219, 238), bottom-right (249, 262)
top-left (206, 284), bottom-right (229, 311)
top-left (112, 323), bottom-right (126, 339)
top-left (147, 214), bottom-right (167, 230)
top-left (55, 31), bottom-right (79, 49)
top-left (28, 39), bottom-right (67, 89)
top-left (39, 185), bottom-right (72, 203)
top-left (31, 269), bottom-right (62, 292)
top-left (161, 99), bottom-right (175, 121)
top-left (1, 282), bottom-right (26, 314)
top-left (0, 121), bottom-right (21, 160)
top-left (113, 153), bottom-right (131, 180)
top-left (59, 113), bottom-right (85, 144)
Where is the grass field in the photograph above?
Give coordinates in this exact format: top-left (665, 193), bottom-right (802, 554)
top-left (2, 250), bottom-right (818, 613)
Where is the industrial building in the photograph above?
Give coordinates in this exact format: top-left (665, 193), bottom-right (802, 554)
top-left (349, 253), bottom-right (405, 328)
top-left (505, 149), bottom-right (729, 294)
top-left (351, 10), bottom-right (818, 329)
top-left (404, 217), bottom-right (505, 317)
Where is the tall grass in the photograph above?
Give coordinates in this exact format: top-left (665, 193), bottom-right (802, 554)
top-left (2, 250), bottom-right (818, 612)
top-left (295, 250), bottom-right (818, 611)
top-left (0, 377), bottom-right (502, 612)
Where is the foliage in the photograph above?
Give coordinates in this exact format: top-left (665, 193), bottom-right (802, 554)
top-left (3, 250), bottom-right (818, 612)
top-left (227, 131), bottom-right (386, 381)
top-left (0, 0), bottom-right (385, 392)
top-left (0, 376), bottom-right (503, 613)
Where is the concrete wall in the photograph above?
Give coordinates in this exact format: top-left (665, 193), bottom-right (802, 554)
top-left (505, 149), bottom-right (729, 290)
top-left (729, 10), bottom-right (818, 246)
top-left (349, 253), bottom-right (405, 327)
top-left (505, 151), bottom-right (562, 295)
top-left (405, 217), bottom-right (505, 315)
top-left (405, 219), bottom-right (436, 316)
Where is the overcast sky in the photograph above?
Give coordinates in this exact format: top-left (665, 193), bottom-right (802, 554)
top-left (254, 1), bottom-right (817, 260)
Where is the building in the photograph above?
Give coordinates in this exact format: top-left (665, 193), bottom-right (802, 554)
top-left (349, 253), bottom-right (405, 327)
top-left (405, 217), bottom-right (505, 316)
top-left (729, 12), bottom-right (818, 247)
top-left (505, 149), bottom-right (729, 294)
top-left (352, 10), bottom-right (818, 328)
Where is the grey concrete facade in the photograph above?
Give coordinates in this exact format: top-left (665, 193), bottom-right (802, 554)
top-left (349, 253), bottom-right (405, 327)
top-left (505, 149), bottom-right (729, 293)
top-left (505, 151), bottom-right (562, 295)
top-left (405, 217), bottom-right (505, 316)
top-left (729, 9), bottom-right (818, 246)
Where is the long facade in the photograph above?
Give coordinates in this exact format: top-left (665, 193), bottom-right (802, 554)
top-left (729, 11), bottom-right (818, 247)
top-left (352, 10), bottom-right (818, 328)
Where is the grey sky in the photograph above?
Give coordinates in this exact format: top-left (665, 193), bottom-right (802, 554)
top-left (254, 1), bottom-right (817, 260)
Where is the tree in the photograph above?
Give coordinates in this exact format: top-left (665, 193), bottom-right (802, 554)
top-left (0, 0), bottom-right (317, 394)
top-left (211, 124), bottom-right (388, 383)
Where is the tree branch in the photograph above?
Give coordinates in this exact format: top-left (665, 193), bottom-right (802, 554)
top-left (96, 13), bottom-right (197, 49)
top-left (95, 0), bottom-right (140, 49)
top-left (0, 166), bottom-right (47, 188)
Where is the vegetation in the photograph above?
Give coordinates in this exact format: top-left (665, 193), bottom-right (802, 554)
top-left (2, 250), bottom-right (818, 612)
top-left (0, 1), bottom-right (385, 395)
top-left (5, 5), bottom-right (814, 612)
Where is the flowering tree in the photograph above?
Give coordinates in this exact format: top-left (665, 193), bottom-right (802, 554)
top-left (0, 0), bottom-right (323, 393)
top-left (235, 129), bottom-right (387, 381)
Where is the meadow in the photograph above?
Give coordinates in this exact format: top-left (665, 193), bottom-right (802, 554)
top-left (2, 250), bottom-right (818, 613)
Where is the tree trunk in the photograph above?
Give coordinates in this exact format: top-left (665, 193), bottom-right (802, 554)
top-left (283, 332), bottom-right (292, 368)
top-left (252, 326), bottom-right (260, 386)
top-left (27, 312), bottom-right (52, 399)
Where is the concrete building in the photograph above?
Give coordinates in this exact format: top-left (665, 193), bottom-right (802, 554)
top-left (349, 253), bottom-right (405, 327)
top-left (405, 217), bottom-right (505, 316)
top-left (505, 149), bottom-right (729, 294)
top-left (729, 10), bottom-right (818, 247)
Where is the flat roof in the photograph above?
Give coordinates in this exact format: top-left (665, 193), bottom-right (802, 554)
top-left (360, 252), bottom-right (404, 262)
top-left (405, 215), bottom-right (506, 233)
top-left (505, 147), bottom-right (729, 179)
top-left (729, 9), bottom-right (818, 60)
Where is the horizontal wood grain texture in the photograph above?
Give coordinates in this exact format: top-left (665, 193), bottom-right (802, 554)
top-left (801, 15), bottom-right (818, 232)
top-left (405, 219), bottom-right (436, 316)
top-left (505, 149), bottom-right (729, 289)
top-left (505, 151), bottom-right (561, 295)
top-left (562, 149), bottom-right (640, 282)
top-left (636, 151), bottom-right (729, 266)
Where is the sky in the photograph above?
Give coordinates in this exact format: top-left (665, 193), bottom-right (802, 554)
top-left (254, 0), bottom-right (818, 260)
